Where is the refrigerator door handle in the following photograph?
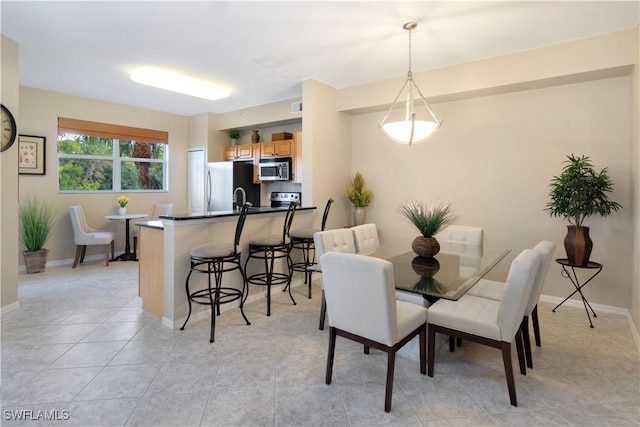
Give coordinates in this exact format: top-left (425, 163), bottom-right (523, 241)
top-left (206, 170), bottom-right (212, 207)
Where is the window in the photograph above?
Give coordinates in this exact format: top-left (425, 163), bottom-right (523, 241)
top-left (57, 118), bottom-right (168, 192)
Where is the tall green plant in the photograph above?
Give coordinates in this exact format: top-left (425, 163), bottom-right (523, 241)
top-left (19, 197), bottom-right (55, 252)
top-left (346, 171), bottom-right (373, 207)
top-left (545, 154), bottom-right (621, 227)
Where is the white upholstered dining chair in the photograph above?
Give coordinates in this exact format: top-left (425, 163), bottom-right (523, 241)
top-left (321, 251), bottom-right (428, 413)
top-left (351, 223), bottom-right (380, 256)
top-left (466, 240), bottom-right (556, 368)
top-left (427, 249), bottom-right (541, 406)
top-left (69, 205), bottom-right (115, 268)
top-left (313, 228), bottom-right (357, 330)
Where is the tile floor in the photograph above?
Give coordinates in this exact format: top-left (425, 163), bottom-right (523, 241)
top-left (1, 261), bottom-right (639, 426)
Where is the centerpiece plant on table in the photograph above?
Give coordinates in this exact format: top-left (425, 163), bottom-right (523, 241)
top-left (399, 200), bottom-right (456, 257)
top-left (118, 196), bottom-right (130, 215)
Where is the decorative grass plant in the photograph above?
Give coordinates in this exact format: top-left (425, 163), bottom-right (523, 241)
top-left (399, 200), bottom-right (456, 238)
top-left (19, 196), bottom-right (55, 252)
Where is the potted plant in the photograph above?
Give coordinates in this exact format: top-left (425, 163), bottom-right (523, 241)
top-left (346, 171), bottom-right (373, 225)
top-left (228, 129), bottom-right (240, 146)
top-left (19, 196), bottom-right (56, 273)
top-left (544, 154), bottom-right (622, 266)
top-left (399, 200), bottom-right (456, 257)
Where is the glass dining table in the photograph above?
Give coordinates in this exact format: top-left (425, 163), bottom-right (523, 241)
top-left (389, 247), bottom-right (511, 302)
top-left (311, 246), bottom-right (511, 302)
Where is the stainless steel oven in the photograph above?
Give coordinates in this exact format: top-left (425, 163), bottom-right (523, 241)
top-left (270, 192), bottom-right (301, 208)
top-left (258, 157), bottom-right (292, 181)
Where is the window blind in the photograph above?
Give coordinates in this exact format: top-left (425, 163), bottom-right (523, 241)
top-left (58, 117), bottom-right (168, 144)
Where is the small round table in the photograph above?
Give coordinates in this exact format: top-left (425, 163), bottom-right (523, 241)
top-left (105, 213), bottom-right (148, 261)
top-left (553, 258), bottom-right (603, 328)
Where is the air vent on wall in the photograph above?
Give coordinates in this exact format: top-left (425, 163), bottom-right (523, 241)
top-left (291, 101), bottom-right (302, 114)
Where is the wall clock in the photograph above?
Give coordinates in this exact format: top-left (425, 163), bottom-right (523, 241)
top-left (1, 104), bottom-right (18, 152)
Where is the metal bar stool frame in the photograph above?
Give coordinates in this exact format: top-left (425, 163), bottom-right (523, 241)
top-left (180, 203), bottom-right (252, 342)
top-left (290, 198), bottom-right (334, 298)
top-left (245, 202), bottom-right (299, 316)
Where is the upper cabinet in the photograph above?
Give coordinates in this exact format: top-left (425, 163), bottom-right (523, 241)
top-left (260, 139), bottom-right (293, 158)
top-left (222, 144), bottom-right (253, 161)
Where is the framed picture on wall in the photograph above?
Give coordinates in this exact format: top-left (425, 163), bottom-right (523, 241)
top-left (18, 135), bottom-right (46, 175)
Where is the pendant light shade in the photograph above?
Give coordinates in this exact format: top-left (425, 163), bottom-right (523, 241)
top-left (379, 22), bottom-right (442, 146)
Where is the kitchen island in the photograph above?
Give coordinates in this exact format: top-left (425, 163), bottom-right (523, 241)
top-left (136, 206), bottom-right (317, 328)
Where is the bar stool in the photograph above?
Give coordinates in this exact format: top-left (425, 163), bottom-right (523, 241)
top-left (180, 203), bottom-right (251, 343)
top-left (244, 201), bottom-right (298, 316)
top-left (289, 198), bottom-right (334, 298)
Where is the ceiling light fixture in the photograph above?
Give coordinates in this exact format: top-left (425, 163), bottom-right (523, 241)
top-left (130, 67), bottom-right (230, 101)
top-left (379, 22), bottom-right (442, 146)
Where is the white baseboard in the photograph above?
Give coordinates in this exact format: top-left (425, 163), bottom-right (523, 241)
top-left (18, 252), bottom-right (126, 272)
top-left (539, 294), bottom-right (640, 353)
top-left (0, 300), bottom-right (20, 315)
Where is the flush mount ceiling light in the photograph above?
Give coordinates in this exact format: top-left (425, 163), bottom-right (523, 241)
top-left (379, 22), bottom-right (442, 146)
top-left (130, 67), bottom-right (230, 101)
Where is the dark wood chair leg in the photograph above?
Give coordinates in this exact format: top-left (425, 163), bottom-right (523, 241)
top-left (501, 341), bottom-right (518, 406)
top-left (80, 245), bottom-right (87, 263)
top-left (326, 327), bottom-right (337, 384)
top-left (72, 246), bottom-right (83, 268)
top-left (384, 350), bottom-right (396, 412)
top-left (319, 291), bottom-right (327, 330)
top-left (449, 336), bottom-right (455, 352)
top-left (532, 304), bottom-right (541, 347)
top-left (428, 324), bottom-right (436, 377)
top-left (522, 316), bottom-right (533, 369)
top-left (419, 326), bottom-right (426, 375)
top-left (515, 328), bottom-right (526, 375)
top-left (133, 236), bottom-right (138, 258)
top-left (105, 244), bottom-right (110, 266)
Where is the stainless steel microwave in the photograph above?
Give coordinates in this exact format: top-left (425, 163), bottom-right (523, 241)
top-left (258, 157), bottom-right (292, 181)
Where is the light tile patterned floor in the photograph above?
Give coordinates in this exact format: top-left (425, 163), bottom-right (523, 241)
top-left (1, 261), bottom-right (639, 426)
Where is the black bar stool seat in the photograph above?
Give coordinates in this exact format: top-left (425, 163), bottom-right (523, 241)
top-left (290, 198), bottom-right (333, 298)
top-left (180, 203), bottom-right (251, 342)
top-left (245, 202), bottom-right (298, 316)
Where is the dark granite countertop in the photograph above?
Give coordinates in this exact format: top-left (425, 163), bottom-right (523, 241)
top-left (135, 205), bottom-right (316, 229)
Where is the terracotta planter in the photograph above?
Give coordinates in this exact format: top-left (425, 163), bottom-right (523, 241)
top-left (411, 236), bottom-right (440, 258)
top-left (564, 225), bottom-right (593, 266)
top-left (22, 249), bottom-right (49, 274)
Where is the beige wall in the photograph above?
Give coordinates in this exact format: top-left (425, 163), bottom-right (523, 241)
top-left (1, 35), bottom-right (20, 309)
top-left (631, 25), bottom-right (640, 334)
top-left (17, 87), bottom-right (190, 266)
top-left (351, 76), bottom-right (632, 309)
top-left (302, 79), bottom-right (352, 229)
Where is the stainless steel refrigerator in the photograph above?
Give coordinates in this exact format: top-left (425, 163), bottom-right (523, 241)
top-left (206, 161), bottom-right (260, 211)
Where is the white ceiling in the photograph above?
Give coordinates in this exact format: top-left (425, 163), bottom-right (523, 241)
top-left (2, 1), bottom-right (638, 117)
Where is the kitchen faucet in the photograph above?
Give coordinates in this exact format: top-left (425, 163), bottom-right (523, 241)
top-left (233, 186), bottom-right (247, 212)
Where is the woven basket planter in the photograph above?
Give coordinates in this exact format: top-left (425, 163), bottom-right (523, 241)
top-left (411, 236), bottom-right (440, 258)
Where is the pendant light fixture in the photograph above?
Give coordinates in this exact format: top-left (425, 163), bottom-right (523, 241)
top-left (379, 22), bottom-right (442, 146)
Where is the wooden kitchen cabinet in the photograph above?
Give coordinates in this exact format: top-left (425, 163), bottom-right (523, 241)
top-left (260, 140), bottom-right (293, 158)
top-left (293, 132), bottom-right (302, 183)
top-left (222, 144), bottom-right (253, 161)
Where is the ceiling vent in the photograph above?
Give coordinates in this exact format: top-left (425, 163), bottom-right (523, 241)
top-left (291, 101), bottom-right (302, 114)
